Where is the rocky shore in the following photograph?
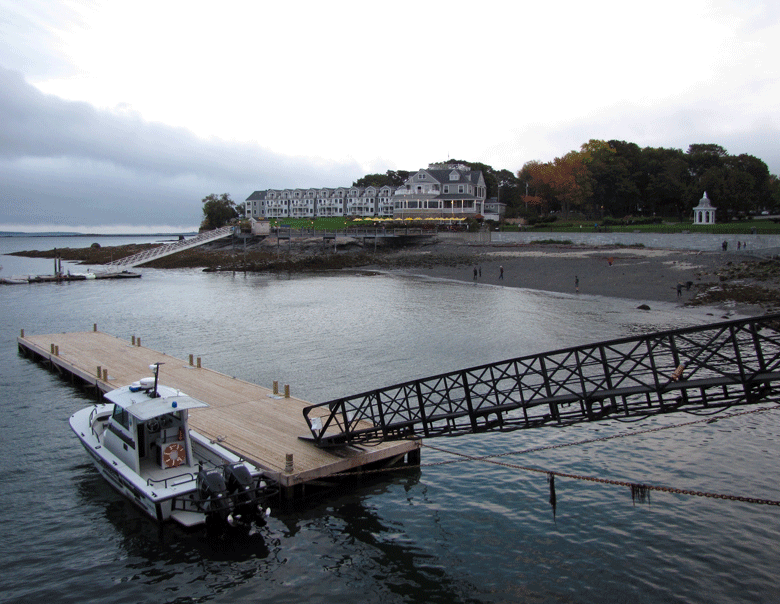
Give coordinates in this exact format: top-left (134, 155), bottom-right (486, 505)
top-left (12, 236), bottom-right (780, 314)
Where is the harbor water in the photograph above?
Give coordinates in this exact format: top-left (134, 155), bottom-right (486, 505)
top-left (1, 236), bottom-right (779, 603)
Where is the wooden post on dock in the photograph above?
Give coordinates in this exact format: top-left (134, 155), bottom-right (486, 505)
top-left (132, 335), bottom-right (136, 346)
top-left (93, 324), bottom-right (97, 332)
top-left (97, 365), bottom-right (102, 378)
top-left (284, 384), bottom-right (290, 398)
top-left (273, 381), bottom-right (279, 395)
top-left (189, 354), bottom-right (194, 366)
top-left (197, 357), bottom-right (201, 368)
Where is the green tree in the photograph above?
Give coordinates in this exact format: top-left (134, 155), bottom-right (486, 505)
top-left (353, 171), bottom-right (408, 188)
top-left (201, 193), bottom-right (238, 230)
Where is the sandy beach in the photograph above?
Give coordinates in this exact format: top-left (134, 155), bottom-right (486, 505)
top-left (368, 241), bottom-right (780, 315)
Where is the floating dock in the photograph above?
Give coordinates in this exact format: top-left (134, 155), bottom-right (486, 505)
top-left (1, 271), bottom-right (141, 284)
top-left (17, 328), bottom-right (420, 497)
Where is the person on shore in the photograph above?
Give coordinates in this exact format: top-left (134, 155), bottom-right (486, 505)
top-left (478, 265), bottom-right (482, 278)
top-left (677, 282), bottom-right (682, 298)
top-left (473, 266), bottom-right (477, 280)
top-left (499, 265), bottom-right (504, 280)
top-left (575, 275), bottom-right (579, 293)
top-left (722, 240), bottom-right (728, 251)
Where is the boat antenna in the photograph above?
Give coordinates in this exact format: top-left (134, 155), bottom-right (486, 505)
top-left (149, 362), bottom-right (164, 398)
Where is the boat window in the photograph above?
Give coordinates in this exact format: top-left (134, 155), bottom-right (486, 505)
top-left (111, 405), bottom-right (130, 430)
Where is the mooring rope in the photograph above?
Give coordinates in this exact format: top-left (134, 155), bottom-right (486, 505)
top-left (330, 404), bottom-right (780, 506)
top-left (418, 404), bottom-right (780, 506)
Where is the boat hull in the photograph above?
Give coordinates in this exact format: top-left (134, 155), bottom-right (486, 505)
top-left (70, 405), bottom-right (273, 527)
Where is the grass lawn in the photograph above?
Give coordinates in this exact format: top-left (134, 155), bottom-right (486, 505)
top-left (498, 219), bottom-right (780, 235)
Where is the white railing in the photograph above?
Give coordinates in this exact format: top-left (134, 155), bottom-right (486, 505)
top-left (103, 226), bottom-right (234, 268)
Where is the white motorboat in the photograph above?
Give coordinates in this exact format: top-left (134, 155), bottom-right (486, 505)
top-left (70, 363), bottom-right (275, 528)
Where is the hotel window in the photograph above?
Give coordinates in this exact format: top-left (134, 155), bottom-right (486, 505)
top-left (458, 185), bottom-right (464, 193)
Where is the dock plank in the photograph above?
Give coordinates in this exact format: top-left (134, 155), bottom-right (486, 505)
top-left (18, 330), bottom-right (418, 489)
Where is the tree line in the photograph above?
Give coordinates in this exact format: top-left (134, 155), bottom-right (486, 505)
top-left (201, 141), bottom-right (780, 229)
top-left (357, 142), bottom-right (779, 222)
top-left (517, 141), bottom-right (777, 221)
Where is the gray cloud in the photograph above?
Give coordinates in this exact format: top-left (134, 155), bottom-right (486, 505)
top-left (0, 66), bottom-right (364, 229)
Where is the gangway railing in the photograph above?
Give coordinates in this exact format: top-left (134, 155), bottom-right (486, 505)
top-left (103, 226), bottom-right (234, 268)
top-left (303, 314), bottom-right (780, 447)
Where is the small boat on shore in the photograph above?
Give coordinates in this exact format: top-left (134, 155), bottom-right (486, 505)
top-left (69, 363), bottom-right (276, 528)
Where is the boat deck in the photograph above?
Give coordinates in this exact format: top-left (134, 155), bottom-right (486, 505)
top-left (18, 329), bottom-right (419, 493)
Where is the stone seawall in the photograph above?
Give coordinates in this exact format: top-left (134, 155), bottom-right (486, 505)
top-left (462, 230), bottom-right (780, 255)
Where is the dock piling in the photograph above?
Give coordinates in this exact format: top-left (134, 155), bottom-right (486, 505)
top-left (189, 354), bottom-right (193, 366)
top-left (284, 384), bottom-right (290, 398)
top-left (273, 381), bottom-right (279, 395)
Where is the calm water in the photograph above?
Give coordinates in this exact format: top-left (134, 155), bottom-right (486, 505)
top-left (1, 237), bottom-right (779, 603)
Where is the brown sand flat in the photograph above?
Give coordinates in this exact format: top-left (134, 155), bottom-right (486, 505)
top-left (374, 242), bottom-right (778, 314)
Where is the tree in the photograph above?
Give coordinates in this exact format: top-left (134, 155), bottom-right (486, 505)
top-left (521, 152), bottom-right (590, 218)
top-left (352, 171), bottom-right (408, 188)
top-left (201, 193), bottom-right (238, 230)
top-left (585, 141), bottom-right (641, 218)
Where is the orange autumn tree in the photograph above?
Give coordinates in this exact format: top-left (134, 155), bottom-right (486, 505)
top-left (518, 160), bottom-right (548, 213)
top-left (521, 151), bottom-right (592, 217)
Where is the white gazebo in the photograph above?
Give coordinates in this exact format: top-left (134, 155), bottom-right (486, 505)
top-left (692, 191), bottom-right (716, 225)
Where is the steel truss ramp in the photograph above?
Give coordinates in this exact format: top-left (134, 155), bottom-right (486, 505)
top-left (303, 314), bottom-right (780, 447)
top-left (103, 226), bottom-right (234, 268)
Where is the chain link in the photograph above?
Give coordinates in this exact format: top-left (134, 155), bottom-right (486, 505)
top-left (329, 405), bottom-right (780, 506)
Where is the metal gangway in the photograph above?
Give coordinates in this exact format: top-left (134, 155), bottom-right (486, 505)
top-left (303, 314), bottom-right (780, 447)
top-left (103, 226), bottom-right (234, 268)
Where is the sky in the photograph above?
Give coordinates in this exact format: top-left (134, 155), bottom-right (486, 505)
top-left (1, 0), bottom-right (779, 233)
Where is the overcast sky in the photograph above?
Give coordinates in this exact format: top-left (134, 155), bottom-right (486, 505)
top-left (1, 0), bottom-right (778, 233)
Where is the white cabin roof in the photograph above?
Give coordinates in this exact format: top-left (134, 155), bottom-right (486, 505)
top-left (105, 383), bottom-right (209, 421)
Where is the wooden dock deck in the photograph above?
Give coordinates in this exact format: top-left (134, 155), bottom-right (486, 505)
top-left (17, 328), bottom-right (419, 495)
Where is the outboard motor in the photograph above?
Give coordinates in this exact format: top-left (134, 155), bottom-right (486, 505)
top-left (197, 468), bottom-right (231, 526)
top-left (224, 463), bottom-right (260, 523)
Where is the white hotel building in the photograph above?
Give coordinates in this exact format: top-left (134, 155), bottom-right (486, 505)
top-left (245, 165), bottom-right (486, 220)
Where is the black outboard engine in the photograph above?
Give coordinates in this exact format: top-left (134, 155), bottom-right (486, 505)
top-left (224, 463), bottom-right (260, 523)
top-left (197, 468), bottom-right (231, 526)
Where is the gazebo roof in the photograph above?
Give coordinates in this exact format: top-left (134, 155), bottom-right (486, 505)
top-left (693, 191), bottom-right (715, 210)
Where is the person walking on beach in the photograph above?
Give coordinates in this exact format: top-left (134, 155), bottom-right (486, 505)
top-left (677, 282), bottom-right (682, 298)
top-left (575, 275), bottom-right (579, 293)
top-left (473, 266), bottom-right (477, 280)
top-left (478, 265), bottom-right (482, 278)
top-left (499, 266), bottom-right (504, 280)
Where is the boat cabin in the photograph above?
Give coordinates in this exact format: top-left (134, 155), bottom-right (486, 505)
top-left (102, 377), bottom-right (208, 475)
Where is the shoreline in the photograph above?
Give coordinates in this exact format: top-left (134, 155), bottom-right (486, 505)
top-left (9, 239), bottom-right (780, 314)
top-left (363, 242), bottom-right (780, 316)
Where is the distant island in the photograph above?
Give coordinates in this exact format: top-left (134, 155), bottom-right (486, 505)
top-left (0, 231), bottom-right (198, 238)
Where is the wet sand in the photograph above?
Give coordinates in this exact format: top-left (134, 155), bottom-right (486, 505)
top-left (375, 242), bottom-right (773, 314)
